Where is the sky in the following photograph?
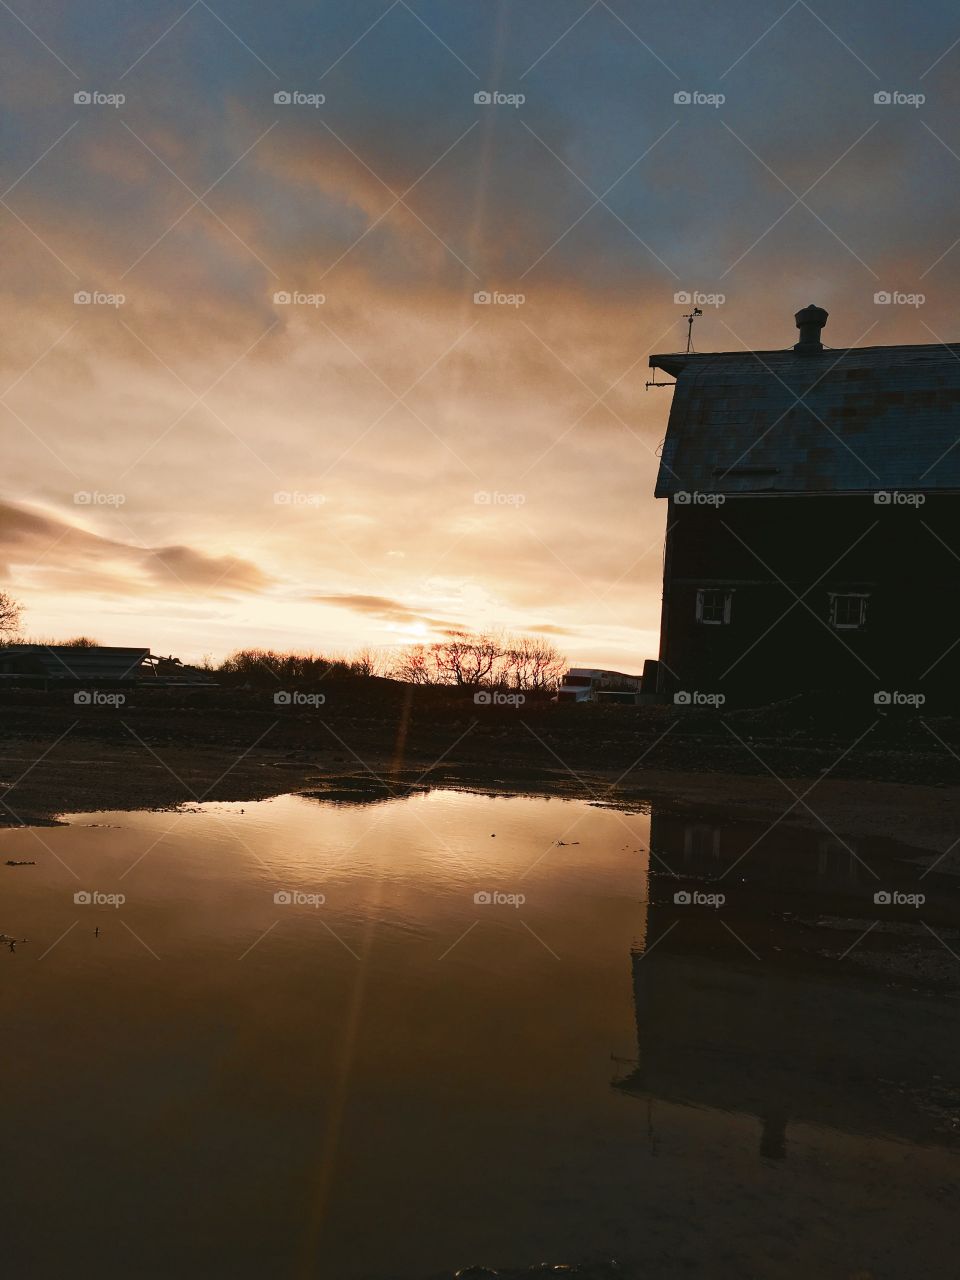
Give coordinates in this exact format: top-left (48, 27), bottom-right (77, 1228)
top-left (2, 0), bottom-right (960, 667)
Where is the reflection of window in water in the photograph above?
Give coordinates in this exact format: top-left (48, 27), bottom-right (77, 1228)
top-left (759, 1110), bottom-right (788, 1160)
top-left (682, 824), bottom-right (721, 862)
top-left (817, 835), bottom-right (859, 885)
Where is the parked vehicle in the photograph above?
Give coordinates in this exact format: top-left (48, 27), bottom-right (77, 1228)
top-left (555, 667), bottom-right (643, 705)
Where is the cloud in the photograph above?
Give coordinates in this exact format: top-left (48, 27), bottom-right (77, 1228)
top-left (4, 0), bottom-right (960, 674)
top-left (144, 544), bottom-right (271, 592)
top-left (529, 623), bottom-right (581, 637)
top-left (0, 499), bottom-right (271, 599)
top-left (311, 592), bottom-right (459, 632)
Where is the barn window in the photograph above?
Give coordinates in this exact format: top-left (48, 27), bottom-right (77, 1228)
top-left (696, 589), bottom-right (732, 625)
top-left (829, 594), bottom-right (868, 629)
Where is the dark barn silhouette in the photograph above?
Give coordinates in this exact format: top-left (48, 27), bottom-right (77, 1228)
top-left (650, 306), bottom-right (960, 704)
top-left (615, 807), bottom-right (960, 1158)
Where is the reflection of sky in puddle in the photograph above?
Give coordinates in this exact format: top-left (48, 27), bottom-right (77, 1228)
top-left (0, 792), bottom-right (957, 1279)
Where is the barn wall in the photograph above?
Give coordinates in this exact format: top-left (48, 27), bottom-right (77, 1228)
top-left (657, 495), bottom-right (957, 703)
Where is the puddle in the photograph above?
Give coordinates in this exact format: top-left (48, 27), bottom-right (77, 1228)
top-left (0, 790), bottom-right (957, 1278)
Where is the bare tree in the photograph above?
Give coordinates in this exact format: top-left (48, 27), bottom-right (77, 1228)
top-left (503, 634), bottom-right (567, 691)
top-left (218, 648), bottom-right (349, 686)
top-left (389, 644), bottom-right (436, 684)
top-left (0, 591), bottom-right (21, 638)
top-left (391, 630), bottom-right (567, 691)
top-left (431, 631), bottom-right (501, 686)
top-left (350, 646), bottom-right (389, 678)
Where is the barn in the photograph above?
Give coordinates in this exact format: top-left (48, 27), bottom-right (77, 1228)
top-left (649, 306), bottom-right (960, 704)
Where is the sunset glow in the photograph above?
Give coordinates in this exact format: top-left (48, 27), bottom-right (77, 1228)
top-left (3, 1), bottom-right (957, 670)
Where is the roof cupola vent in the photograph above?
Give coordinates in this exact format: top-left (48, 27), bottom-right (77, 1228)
top-left (794, 303), bottom-right (828, 353)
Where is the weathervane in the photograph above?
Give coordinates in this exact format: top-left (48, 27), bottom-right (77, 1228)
top-left (683, 306), bottom-right (703, 353)
top-left (644, 303), bottom-right (703, 389)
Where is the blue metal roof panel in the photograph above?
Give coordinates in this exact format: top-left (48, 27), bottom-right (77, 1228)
top-left (651, 343), bottom-right (960, 495)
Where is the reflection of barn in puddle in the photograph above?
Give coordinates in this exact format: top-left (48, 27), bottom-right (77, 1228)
top-left (618, 809), bottom-right (960, 1156)
top-left (654, 807), bottom-right (865, 902)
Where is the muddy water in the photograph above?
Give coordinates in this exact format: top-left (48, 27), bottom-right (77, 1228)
top-left (0, 790), bottom-right (957, 1279)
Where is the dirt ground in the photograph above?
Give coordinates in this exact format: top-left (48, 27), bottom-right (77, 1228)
top-left (1, 677), bottom-right (958, 849)
top-left (2, 728), bottom-right (959, 856)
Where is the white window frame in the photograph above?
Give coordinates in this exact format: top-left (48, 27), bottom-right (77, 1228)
top-left (829, 593), bottom-right (869, 630)
top-left (696, 588), bottom-right (733, 625)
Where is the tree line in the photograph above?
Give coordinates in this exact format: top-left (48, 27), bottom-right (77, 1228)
top-left (217, 632), bottom-right (566, 691)
top-left (0, 594), bottom-right (567, 692)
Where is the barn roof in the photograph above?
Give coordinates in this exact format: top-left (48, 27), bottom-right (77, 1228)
top-left (0, 645), bottom-right (150, 680)
top-left (650, 339), bottom-right (960, 496)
